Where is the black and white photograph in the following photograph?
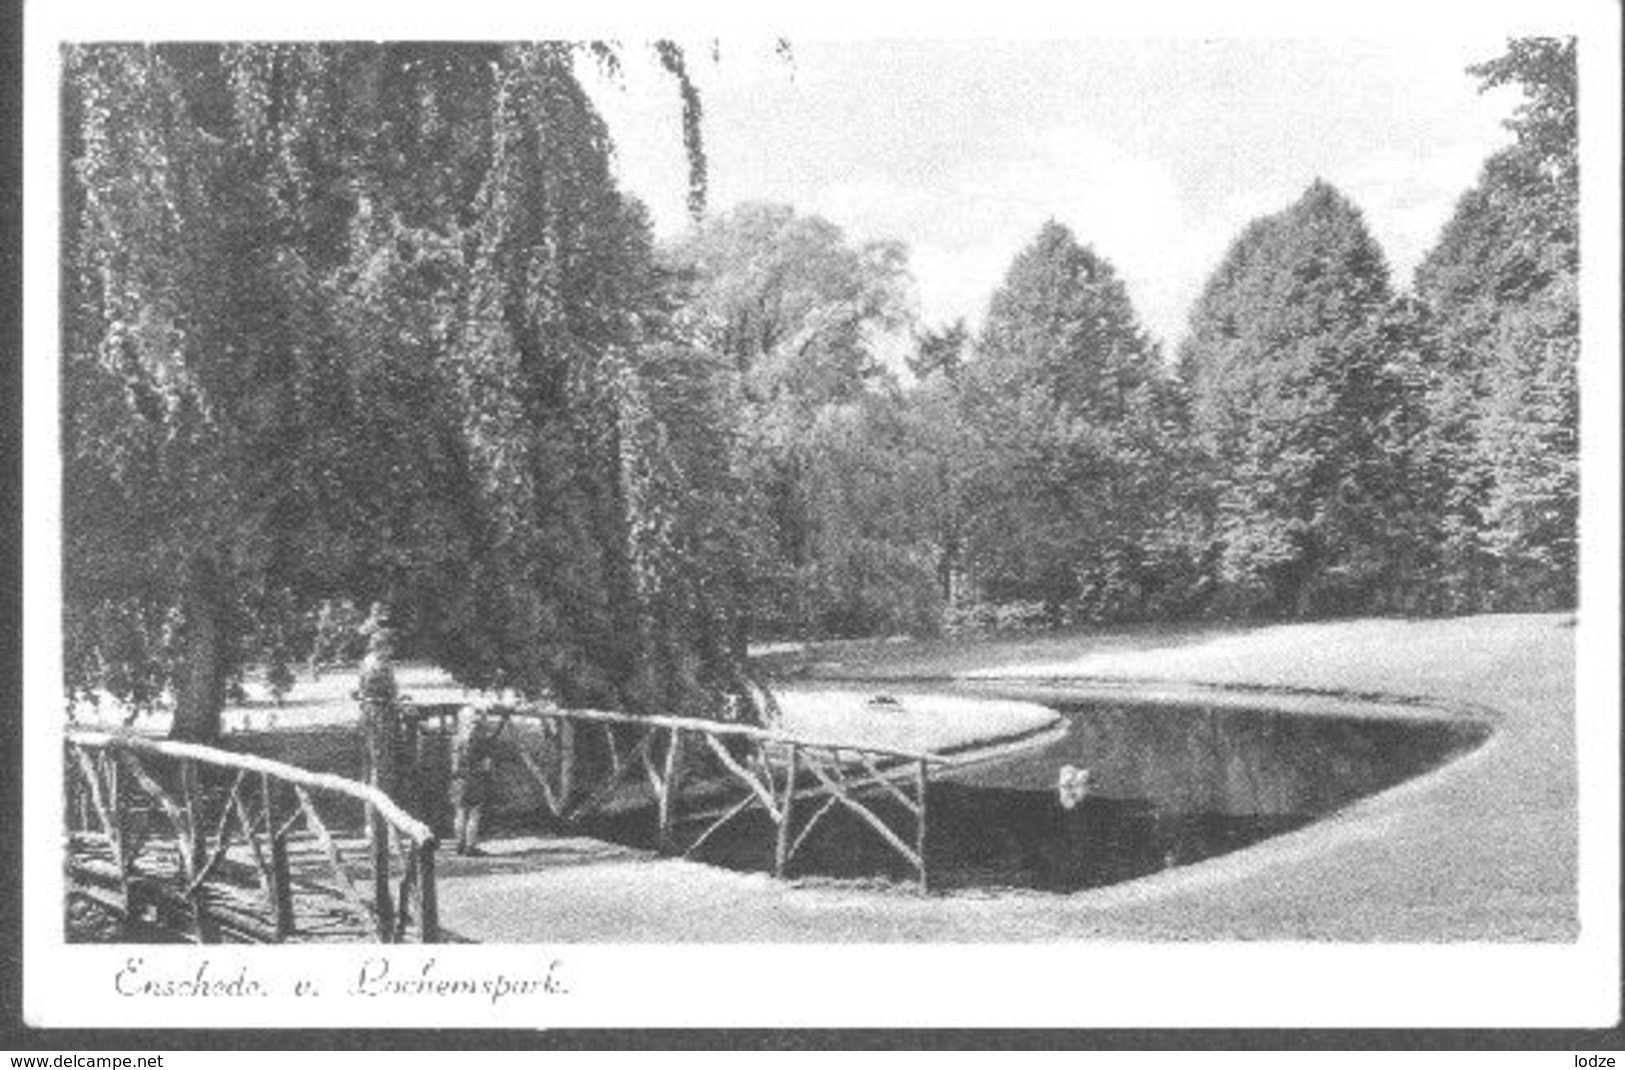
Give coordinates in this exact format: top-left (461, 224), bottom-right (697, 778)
top-left (18, 0), bottom-right (1622, 1034)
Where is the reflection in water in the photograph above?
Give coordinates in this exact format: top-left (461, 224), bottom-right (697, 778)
top-left (653, 700), bottom-right (1488, 893)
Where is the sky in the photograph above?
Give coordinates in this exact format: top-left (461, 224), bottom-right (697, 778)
top-left (582, 37), bottom-right (1523, 349)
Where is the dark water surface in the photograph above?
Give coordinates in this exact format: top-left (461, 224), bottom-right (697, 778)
top-left (616, 697), bottom-right (1490, 893)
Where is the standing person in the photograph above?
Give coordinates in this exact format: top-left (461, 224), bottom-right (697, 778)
top-left (308, 601), bottom-right (334, 679)
top-left (450, 705), bottom-right (496, 856)
top-left (356, 604), bottom-right (401, 800)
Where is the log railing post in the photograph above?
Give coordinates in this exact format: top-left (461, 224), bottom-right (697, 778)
top-left (916, 758), bottom-right (931, 894)
top-left (415, 840), bottom-right (439, 943)
top-left (179, 759), bottom-right (207, 877)
top-left (559, 719), bottom-right (575, 811)
top-left (178, 759), bottom-right (217, 942)
top-left (68, 749), bottom-right (90, 833)
top-left (262, 773), bottom-right (294, 941)
top-left (774, 744), bottom-right (798, 879)
top-left (604, 723), bottom-right (622, 780)
top-left (107, 754), bottom-right (135, 926)
top-left (657, 728), bottom-right (680, 853)
top-left (369, 802), bottom-right (396, 942)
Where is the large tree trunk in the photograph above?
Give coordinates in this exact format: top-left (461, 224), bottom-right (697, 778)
top-left (170, 555), bottom-right (229, 743)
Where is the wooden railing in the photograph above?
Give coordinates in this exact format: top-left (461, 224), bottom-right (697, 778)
top-left (409, 702), bottom-right (947, 891)
top-left (65, 729), bottom-right (440, 943)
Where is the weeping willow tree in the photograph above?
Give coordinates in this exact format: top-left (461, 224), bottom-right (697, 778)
top-left (62, 42), bottom-right (754, 740)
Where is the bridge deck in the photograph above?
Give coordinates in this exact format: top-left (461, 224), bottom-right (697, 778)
top-left (66, 829), bottom-right (652, 943)
top-left (66, 830), bottom-right (411, 943)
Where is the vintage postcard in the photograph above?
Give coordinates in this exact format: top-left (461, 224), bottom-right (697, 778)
top-left (20, 0), bottom-right (1622, 1032)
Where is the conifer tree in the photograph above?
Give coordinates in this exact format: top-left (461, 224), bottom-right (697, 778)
top-left (1414, 37), bottom-right (1577, 609)
top-left (1180, 182), bottom-right (1403, 616)
top-left (965, 221), bottom-right (1192, 619)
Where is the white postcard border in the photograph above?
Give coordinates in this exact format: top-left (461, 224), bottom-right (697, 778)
top-left (21, 0), bottom-right (1622, 1031)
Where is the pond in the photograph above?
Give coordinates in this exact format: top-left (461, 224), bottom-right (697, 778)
top-left (590, 694), bottom-right (1490, 894)
top-left (211, 691), bottom-right (1490, 896)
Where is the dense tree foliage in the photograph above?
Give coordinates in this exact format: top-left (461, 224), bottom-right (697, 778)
top-left (664, 202), bottom-right (915, 637)
top-left (1170, 37), bottom-right (1577, 618)
top-left (1414, 37), bottom-right (1577, 610)
top-left (960, 222), bottom-right (1202, 621)
top-left (63, 43), bottom-right (749, 739)
top-left (62, 37), bottom-right (1581, 743)
top-left (1179, 182), bottom-right (1409, 616)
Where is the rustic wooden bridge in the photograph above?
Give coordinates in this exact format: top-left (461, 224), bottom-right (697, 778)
top-left (409, 701), bottom-right (948, 889)
top-left (65, 729), bottom-right (440, 944)
top-left (66, 702), bottom-right (958, 944)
